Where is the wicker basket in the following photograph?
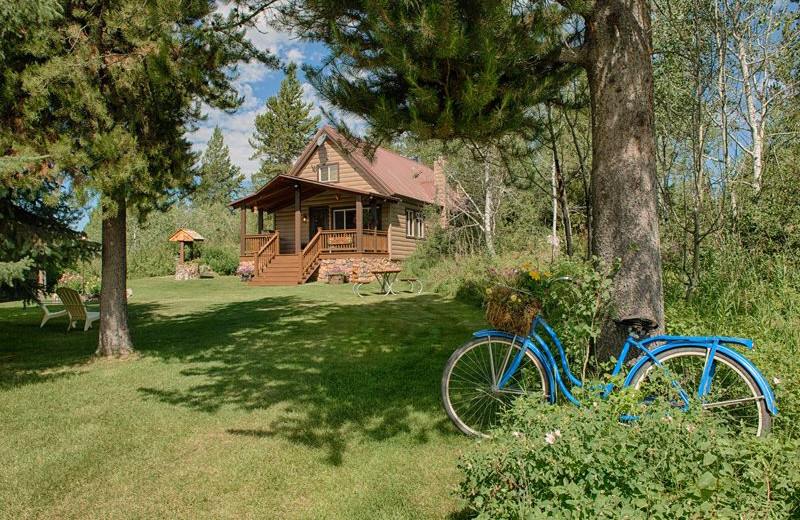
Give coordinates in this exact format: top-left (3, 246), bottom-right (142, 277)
top-left (484, 286), bottom-right (541, 337)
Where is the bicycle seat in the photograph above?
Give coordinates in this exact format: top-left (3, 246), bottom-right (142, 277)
top-left (615, 317), bottom-right (659, 335)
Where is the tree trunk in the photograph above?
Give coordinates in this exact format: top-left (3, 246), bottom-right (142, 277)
top-left (585, 0), bottom-right (665, 360)
top-left (97, 194), bottom-right (134, 357)
top-left (547, 106), bottom-right (574, 256)
top-left (483, 159), bottom-right (497, 257)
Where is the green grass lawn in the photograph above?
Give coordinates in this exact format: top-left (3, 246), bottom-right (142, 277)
top-left (0, 277), bottom-right (485, 519)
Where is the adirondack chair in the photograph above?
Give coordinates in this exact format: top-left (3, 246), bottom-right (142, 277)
top-left (55, 287), bottom-right (100, 331)
top-left (38, 299), bottom-right (68, 327)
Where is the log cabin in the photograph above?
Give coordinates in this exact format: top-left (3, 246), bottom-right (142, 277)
top-left (231, 126), bottom-right (446, 285)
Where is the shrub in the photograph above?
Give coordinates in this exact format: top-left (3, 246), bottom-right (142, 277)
top-left (202, 246), bottom-right (238, 275)
top-left (458, 390), bottom-right (800, 519)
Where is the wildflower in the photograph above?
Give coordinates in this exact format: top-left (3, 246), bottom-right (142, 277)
top-left (486, 288), bottom-right (493, 295)
top-left (523, 263), bottom-right (532, 270)
top-left (543, 272), bottom-right (551, 278)
top-left (510, 293), bottom-right (518, 302)
top-left (686, 424), bottom-right (696, 433)
top-left (544, 429), bottom-right (562, 444)
top-left (592, 401), bottom-right (599, 409)
top-left (529, 270), bottom-right (540, 281)
top-left (512, 431), bottom-right (525, 440)
top-left (773, 377), bottom-right (781, 385)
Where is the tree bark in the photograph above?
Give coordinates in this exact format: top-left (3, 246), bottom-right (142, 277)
top-left (483, 159), bottom-right (497, 257)
top-left (585, 0), bottom-right (665, 360)
top-left (97, 194), bottom-right (134, 357)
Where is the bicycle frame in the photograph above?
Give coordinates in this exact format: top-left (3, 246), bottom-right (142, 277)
top-left (475, 315), bottom-right (777, 414)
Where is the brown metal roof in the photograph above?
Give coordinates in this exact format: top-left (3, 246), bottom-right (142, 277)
top-left (229, 174), bottom-right (399, 211)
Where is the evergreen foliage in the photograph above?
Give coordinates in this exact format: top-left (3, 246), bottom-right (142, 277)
top-left (0, 0), bottom-right (275, 355)
top-left (194, 126), bottom-right (245, 205)
top-left (282, 1), bottom-right (578, 146)
top-left (249, 62), bottom-right (322, 187)
top-left (0, 172), bottom-right (96, 301)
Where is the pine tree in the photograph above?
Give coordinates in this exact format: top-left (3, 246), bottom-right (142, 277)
top-left (284, 0), bottom-right (664, 359)
top-left (195, 127), bottom-right (244, 205)
top-left (249, 63), bottom-right (321, 187)
top-left (0, 0), bottom-right (96, 298)
top-left (2, 0), bottom-right (274, 356)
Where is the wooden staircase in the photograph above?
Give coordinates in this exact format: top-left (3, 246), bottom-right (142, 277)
top-left (250, 230), bottom-right (323, 286)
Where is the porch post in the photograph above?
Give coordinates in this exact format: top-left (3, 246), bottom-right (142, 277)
top-left (257, 209), bottom-right (264, 234)
top-left (371, 198), bottom-right (378, 252)
top-left (294, 184), bottom-right (302, 253)
top-left (179, 242), bottom-right (185, 264)
top-left (240, 208), bottom-right (247, 256)
top-left (356, 195), bottom-right (364, 253)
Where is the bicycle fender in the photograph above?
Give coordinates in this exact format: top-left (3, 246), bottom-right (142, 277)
top-left (472, 329), bottom-right (556, 403)
top-left (642, 335), bottom-right (753, 350)
top-left (623, 343), bottom-right (777, 415)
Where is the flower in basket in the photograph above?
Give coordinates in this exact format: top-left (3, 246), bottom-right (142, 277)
top-left (484, 266), bottom-right (551, 337)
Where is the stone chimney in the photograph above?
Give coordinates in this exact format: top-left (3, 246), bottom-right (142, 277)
top-left (433, 157), bottom-right (448, 228)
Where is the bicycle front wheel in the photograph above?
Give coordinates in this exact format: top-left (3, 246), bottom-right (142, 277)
top-left (441, 336), bottom-right (550, 438)
top-left (628, 346), bottom-right (771, 436)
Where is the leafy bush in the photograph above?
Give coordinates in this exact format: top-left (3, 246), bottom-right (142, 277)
top-left (202, 246), bottom-right (238, 275)
top-left (458, 390), bottom-right (800, 519)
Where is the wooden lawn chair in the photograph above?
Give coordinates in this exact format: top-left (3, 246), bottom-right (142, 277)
top-left (38, 298), bottom-right (68, 327)
top-left (55, 287), bottom-right (100, 331)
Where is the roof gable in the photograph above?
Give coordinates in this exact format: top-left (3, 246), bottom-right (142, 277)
top-left (287, 126), bottom-right (435, 204)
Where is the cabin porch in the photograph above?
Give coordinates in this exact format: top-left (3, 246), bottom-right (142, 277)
top-left (232, 175), bottom-right (396, 285)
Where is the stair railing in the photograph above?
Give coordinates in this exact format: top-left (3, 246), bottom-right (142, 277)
top-left (253, 232), bottom-right (279, 277)
top-left (300, 229), bottom-right (322, 280)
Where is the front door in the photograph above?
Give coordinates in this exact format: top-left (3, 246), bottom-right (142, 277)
top-left (309, 206), bottom-right (329, 237)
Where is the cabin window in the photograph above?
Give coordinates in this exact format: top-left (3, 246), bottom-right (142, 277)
top-left (365, 205), bottom-right (382, 229)
top-left (406, 209), bottom-right (425, 238)
top-left (318, 163), bottom-right (339, 183)
top-left (333, 208), bottom-right (356, 229)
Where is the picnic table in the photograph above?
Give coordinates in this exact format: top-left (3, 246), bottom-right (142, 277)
top-left (371, 268), bottom-right (402, 295)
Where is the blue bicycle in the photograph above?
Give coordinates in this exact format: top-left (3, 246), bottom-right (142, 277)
top-left (441, 313), bottom-right (777, 438)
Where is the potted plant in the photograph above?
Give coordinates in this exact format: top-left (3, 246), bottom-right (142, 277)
top-left (327, 266), bottom-right (348, 285)
top-left (484, 266), bottom-right (548, 337)
top-left (236, 264), bottom-right (255, 281)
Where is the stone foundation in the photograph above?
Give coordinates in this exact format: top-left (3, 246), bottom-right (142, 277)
top-left (317, 257), bottom-right (400, 283)
top-left (175, 263), bottom-right (200, 281)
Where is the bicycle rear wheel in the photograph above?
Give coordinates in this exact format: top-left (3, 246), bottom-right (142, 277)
top-left (628, 346), bottom-right (771, 436)
top-left (441, 336), bottom-right (550, 438)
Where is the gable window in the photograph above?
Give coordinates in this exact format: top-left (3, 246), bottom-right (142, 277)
top-left (406, 209), bottom-right (425, 238)
top-left (318, 163), bottom-right (339, 183)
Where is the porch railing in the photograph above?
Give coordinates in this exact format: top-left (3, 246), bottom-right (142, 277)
top-left (300, 229), bottom-right (323, 280)
top-left (254, 232), bottom-right (279, 275)
top-left (363, 230), bottom-right (389, 253)
top-left (319, 229), bottom-right (388, 253)
top-left (243, 233), bottom-right (275, 256)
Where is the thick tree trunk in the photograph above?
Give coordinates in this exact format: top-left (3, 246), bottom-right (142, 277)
top-left (586, 0), bottom-right (665, 360)
top-left (97, 194), bottom-right (134, 357)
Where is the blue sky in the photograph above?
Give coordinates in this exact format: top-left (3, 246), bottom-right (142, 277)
top-left (187, 20), bottom-right (335, 182)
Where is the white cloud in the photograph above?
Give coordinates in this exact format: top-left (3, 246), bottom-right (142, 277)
top-left (286, 47), bottom-right (304, 65)
top-left (187, 8), bottom-right (332, 181)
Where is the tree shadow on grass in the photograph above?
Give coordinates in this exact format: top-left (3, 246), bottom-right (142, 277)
top-left (0, 301), bottom-right (164, 389)
top-left (133, 291), bottom-right (480, 465)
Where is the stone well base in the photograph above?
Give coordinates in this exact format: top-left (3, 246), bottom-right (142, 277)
top-left (175, 263), bottom-right (199, 281)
